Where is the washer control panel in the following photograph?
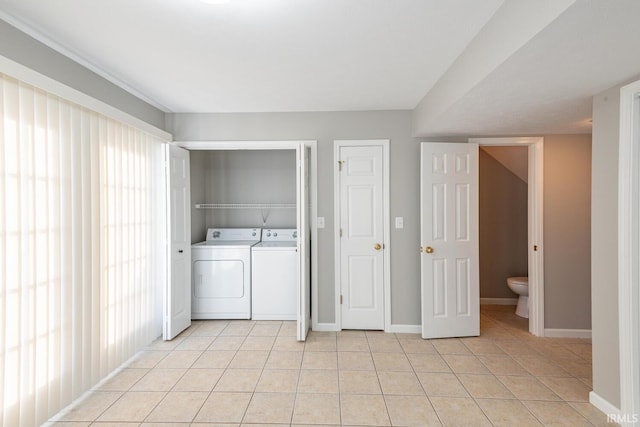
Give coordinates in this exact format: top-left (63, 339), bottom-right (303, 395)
top-left (262, 229), bottom-right (297, 242)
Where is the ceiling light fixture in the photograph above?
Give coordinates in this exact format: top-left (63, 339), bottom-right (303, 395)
top-left (200, 0), bottom-right (231, 4)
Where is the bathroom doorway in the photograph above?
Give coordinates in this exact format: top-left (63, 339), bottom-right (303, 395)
top-left (470, 137), bottom-right (545, 336)
top-left (479, 145), bottom-right (528, 332)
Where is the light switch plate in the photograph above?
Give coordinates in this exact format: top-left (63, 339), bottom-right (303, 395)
top-left (395, 217), bottom-right (404, 229)
top-left (317, 217), bottom-right (325, 228)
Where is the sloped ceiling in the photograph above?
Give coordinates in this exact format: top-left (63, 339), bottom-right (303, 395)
top-left (413, 0), bottom-right (640, 136)
top-left (481, 146), bottom-right (528, 183)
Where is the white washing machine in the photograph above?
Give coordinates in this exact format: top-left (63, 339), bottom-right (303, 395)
top-left (191, 228), bottom-right (261, 319)
top-left (251, 229), bottom-right (298, 320)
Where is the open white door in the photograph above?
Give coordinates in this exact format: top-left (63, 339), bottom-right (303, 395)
top-left (164, 145), bottom-right (192, 340)
top-left (420, 142), bottom-right (479, 339)
top-left (297, 144), bottom-right (311, 341)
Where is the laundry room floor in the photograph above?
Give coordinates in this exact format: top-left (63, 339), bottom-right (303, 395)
top-left (47, 306), bottom-right (612, 426)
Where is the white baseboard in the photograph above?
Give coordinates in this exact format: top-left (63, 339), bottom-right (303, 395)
top-left (313, 322), bottom-right (339, 332)
top-left (544, 328), bottom-right (592, 339)
top-left (589, 391), bottom-right (621, 419)
top-left (389, 324), bottom-right (422, 334)
top-left (314, 323), bottom-right (423, 334)
top-left (480, 298), bottom-right (518, 305)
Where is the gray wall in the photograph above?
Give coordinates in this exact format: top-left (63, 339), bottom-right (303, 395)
top-left (591, 82), bottom-right (627, 408)
top-left (166, 111), bottom-right (422, 326)
top-left (0, 19), bottom-right (165, 129)
top-left (190, 152), bottom-right (207, 244)
top-left (169, 112), bottom-right (595, 331)
top-left (190, 150), bottom-right (296, 242)
top-left (479, 147), bottom-right (528, 299)
top-left (544, 134), bottom-right (592, 329)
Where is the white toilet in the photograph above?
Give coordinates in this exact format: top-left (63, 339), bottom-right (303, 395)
top-left (507, 276), bottom-right (529, 318)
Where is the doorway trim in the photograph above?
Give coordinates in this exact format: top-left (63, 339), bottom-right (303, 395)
top-left (333, 139), bottom-right (391, 332)
top-left (469, 137), bottom-right (545, 336)
top-left (618, 79), bottom-right (640, 422)
top-left (174, 139), bottom-right (319, 333)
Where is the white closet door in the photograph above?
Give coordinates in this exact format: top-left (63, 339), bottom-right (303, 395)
top-left (297, 144), bottom-right (311, 341)
top-left (338, 145), bottom-right (385, 330)
top-left (420, 142), bottom-right (479, 339)
top-left (164, 145), bottom-right (192, 340)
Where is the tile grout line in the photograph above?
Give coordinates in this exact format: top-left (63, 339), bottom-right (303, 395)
top-left (189, 323), bottom-right (230, 424)
top-left (400, 332), bottom-right (446, 427)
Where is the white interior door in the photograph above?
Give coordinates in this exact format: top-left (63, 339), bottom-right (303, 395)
top-left (164, 145), bottom-right (192, 340)
top-left (420, 142), bottom-right (479, 339)
top-left (338, 145), bottom-right (385, 330)
top-left (297, 144), bottom-right (311, 341)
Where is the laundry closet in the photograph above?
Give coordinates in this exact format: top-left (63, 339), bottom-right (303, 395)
top-left (190, 149), bottom-right (297, 240)
top-left (165, 142), bottom-right (312, 342)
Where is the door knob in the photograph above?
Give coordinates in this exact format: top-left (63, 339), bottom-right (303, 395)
top-left (178, 249), bottom-right (184, 253)
top-left (424, 246), bottom-right (434, 254)
top-left (374, 243), bottom-right (382, 250)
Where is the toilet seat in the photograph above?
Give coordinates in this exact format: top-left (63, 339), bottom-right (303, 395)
top-left (507, 276), bottom-right (528, 286)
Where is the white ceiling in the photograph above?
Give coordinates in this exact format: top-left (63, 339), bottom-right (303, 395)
top-left (0, 0), bottom-right (503, 113)
top-left (1, 0), bottom-right (639, 136)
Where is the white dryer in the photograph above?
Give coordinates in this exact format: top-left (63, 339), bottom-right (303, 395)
top-left (251, 229), bottom-right (298, 320)
top-left (191, 228), bottom-right (261, 319)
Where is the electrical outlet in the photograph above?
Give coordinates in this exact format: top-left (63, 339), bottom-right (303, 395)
top-left (317, 217), bottom-right (325, 228)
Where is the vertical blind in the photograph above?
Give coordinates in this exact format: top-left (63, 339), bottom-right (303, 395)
top-left (0, 73), bottom-right (167, 426)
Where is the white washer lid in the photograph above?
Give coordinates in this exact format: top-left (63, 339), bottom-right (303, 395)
top-left (252, 241), bottom-right (297, 250)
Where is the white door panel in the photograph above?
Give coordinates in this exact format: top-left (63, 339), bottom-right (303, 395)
top-left (164, 145), bottom-right (191, 340)
top-left (421, 143), bottom-right (479, 339)
top-left (339, 145), bottom-right (384, 330)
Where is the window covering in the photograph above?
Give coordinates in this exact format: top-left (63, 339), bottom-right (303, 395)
top-left (0, 73), bottom-right (167, 426)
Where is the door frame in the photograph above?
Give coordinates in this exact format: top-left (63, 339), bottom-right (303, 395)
top-left (469, 137), bottom-right (545, 336)
top-left (333, 139), bottom-right (391, 332)
top-left (173, 139), bottom-right (318, 334)
top-left (618, 79), bottom-right (640, 422)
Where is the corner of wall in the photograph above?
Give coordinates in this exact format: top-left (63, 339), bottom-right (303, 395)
top-left (590, 83), bottom-right (624, 409)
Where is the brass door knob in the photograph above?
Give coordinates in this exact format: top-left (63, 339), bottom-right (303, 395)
top-left (374, 243), bottom-right (382, 250)
top-left (424, 246), bottom-right (434, 254)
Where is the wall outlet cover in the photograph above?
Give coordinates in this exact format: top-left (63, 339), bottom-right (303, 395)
top-left (317, 217), bottom-right (325, 228)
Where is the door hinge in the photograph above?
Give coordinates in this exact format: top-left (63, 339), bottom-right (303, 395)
top-left (340, 295), bottom-right (343, 304)
top-left (534, 245), bottom-right (538, 251)
top-left (340, 228), bottom-right (343, 237)
top-left (338, 160), bottom-right (344, 171)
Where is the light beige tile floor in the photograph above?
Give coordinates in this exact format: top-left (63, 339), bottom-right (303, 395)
top-left (47, 305), bottom-right (618, 426)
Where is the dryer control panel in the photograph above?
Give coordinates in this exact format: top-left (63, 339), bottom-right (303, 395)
top-left (205, 228), bottom-right (261, 241)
